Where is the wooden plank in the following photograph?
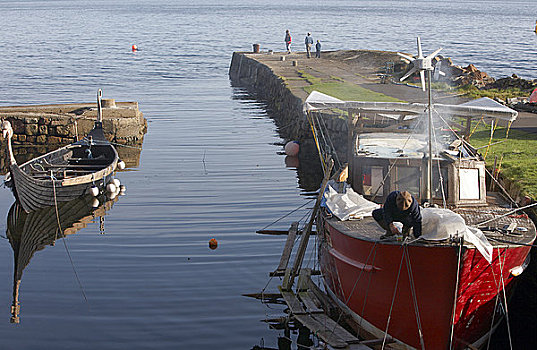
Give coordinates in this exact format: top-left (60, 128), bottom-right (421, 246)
top-left (311, 313), bottom-right (361, 345)
top-left (274, 222), bottom-right (298, 273)
top-left (293, 313), bottom-right (349, 349)
top-left (281, 290), bottom-right (306, 315)
top-left (298, 291), bottom-right (323, 314)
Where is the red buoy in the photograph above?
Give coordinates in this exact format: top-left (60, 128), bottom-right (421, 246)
top-left (131, 44), bottom-right (138, 51)
top-left (209, 238), bottom-right (218, 250)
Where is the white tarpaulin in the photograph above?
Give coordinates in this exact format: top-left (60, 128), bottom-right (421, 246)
top-left (323, 183), bottom-right (380, 221)
top-left (421, 207), bottom-right (493, 263)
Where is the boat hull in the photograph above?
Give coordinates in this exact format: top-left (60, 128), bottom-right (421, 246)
top-left (317, 213), bottom-right (532, 349)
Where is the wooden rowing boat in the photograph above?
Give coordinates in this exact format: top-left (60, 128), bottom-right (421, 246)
top-left (1, 90), bottom-right (120, 213)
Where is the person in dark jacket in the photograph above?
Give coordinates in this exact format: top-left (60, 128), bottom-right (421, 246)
top-left (372, 190), bottom-right (422, 239)
top-left (305, 33), bottom-right (313, 58)
top-left (315, 40), bottom-right (321, 58)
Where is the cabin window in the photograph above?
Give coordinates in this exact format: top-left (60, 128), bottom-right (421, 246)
top-left (362, 166), bottom-right (383, 196)
top-left (459, 168), bottom-right (480, 200)
top-left (394, 166), bottom-right (420, 197)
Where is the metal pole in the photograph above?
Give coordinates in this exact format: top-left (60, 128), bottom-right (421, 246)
top-left (97, 89), bottom-right (103, 123)
top-left (427, 69), bottom-right (433, 203)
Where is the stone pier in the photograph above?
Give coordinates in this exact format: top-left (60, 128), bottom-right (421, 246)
top-left (0, 100), bottom-right (147, 172)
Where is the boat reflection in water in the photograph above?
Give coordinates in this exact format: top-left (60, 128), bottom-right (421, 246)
top-left (5, 193), bottom-right (121, 323)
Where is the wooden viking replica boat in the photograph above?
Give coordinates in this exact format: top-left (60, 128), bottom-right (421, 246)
top-left (1, 90), bottom-right (120, 213)
top-left (6, 194), bottom-right (119, 323)
top-left (304, 88), bottom-right (536, 349)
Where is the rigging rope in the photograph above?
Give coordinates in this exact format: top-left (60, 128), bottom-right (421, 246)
top-left (403, 243), bottom-right (425, 350)
top-left (382, 247), bottom-right (406, 349)
top-left (51, 173), bottom-right (88, 303)
top-left (449, 237), bottom-right (464, 350)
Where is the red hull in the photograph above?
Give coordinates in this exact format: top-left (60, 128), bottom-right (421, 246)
top-left (318, 215), bottom-right (532, 349)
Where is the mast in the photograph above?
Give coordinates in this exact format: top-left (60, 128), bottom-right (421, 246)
top-left (397, 37), bottom-right (442, 203)
top-left (427, 69), bottom-right (433, 202)
top-left (97, 89), bottom-right (103, 123)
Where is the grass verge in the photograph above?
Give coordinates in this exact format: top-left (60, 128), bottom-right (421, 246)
top-left (470, 127), bottom-right (537, 198)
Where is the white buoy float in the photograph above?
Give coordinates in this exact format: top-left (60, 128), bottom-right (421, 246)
top-left (112, 178), bottom-right (121, 188)
top-left (117, 160), bottom-right (126, 170)
top-left (284, 141), bottom-right (299, 156)
top-left (91, 198), bottom-right (100, 208)
top-left (89, 185), bottom-right (99, 197)
top-left (119, 185), bottom-right (127, 195)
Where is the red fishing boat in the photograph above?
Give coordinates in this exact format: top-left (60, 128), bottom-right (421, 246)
top-left (304, 89), bottom-right (536, 349)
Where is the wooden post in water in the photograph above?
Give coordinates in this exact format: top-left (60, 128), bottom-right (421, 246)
top-left (283, 157), bottom-right (334, 291)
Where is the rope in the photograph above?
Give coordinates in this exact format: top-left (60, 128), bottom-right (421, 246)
top-left (430, 116), bottom-right (447, 207)
top-left (314, 112), bottom-right (341, 169)
top-left (258, 199), bottom-right (314, 231)
top-left (51, 173), bottom-right (88, 303)
top-left (307, 113), bottom-right (326, 171)
top-left (476, 202), bottom-right (537, 227)
top-left (403, 244), bottom-right (425, 350)
top-left (488, 236), bottom-right (537, 248)
top-left (382, 247), bottom-right (406, 349)
top-left (371, 117), bottom-right (425, 202)
top-left (449, 237), bottom-right (464, 350)
top-left (498, 249), bottom-right (514, 350)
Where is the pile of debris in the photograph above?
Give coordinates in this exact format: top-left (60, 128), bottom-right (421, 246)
top-left (430, 57), bottom-right (537, 113)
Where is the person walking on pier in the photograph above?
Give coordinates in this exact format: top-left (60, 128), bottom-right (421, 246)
top-left (305, 32), bottom-right (313, 58)
top-left (285, 30), bottom-right (292, 53)
top-left (315, 40), bottom-right (321, 58)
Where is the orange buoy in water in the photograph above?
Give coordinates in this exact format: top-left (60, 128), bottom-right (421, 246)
top-left (131, 44), bottom-right (138, 51)
top-left (209, 238), bottom-right (218, 250)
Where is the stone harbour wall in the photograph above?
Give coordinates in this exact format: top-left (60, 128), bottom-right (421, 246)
top-left (0, 101), bottom-right (147, 145)
top-left (0, 101), bottom-right (147, 174)
top-left (229, 52), bottom-right (348, 161)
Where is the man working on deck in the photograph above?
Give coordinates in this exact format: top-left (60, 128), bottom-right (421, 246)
top-left (372, 191), bottom-right (422, 239)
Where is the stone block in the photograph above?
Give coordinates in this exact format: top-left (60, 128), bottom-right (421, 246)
top-left (16, 134), bottom-right (27, 142)
top-left (48, 136), bottom-right (64, 144)
top-left (39, 125), bottom-right (48, 135)
top-left (55, 124), bottom-right (71, 136)
top-left (38, 117), bottom-right (50, 125)
top-left (25, 123), bottom-right (39, 136)
top-left (26, 136), bottom-right (36, 143)
top-left (25, 118), bottom-right (39, 124)
top-left (36, 135), bottom-right (47, 144)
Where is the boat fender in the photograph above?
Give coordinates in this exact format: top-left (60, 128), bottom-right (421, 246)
top-left (118, 160), bottom-right (126, 170)
top-left (112, 178), bottom-right (121, 188)
top-left (89, 185), bottom-right (100, 197)
top-left (284, 141), bottom-right (299, 156)
top-left (106, 183), bottom-right (117, 193)
top-left (119, 185), bottom-right (127, 195)
top-left (91, 198), bottom-right (100, 208)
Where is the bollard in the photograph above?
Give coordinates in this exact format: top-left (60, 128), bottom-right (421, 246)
top-left (292, 60), bottom-right (298, 67)
top-left (280, 56), bottom-right (286, 61)
top-left (101, 98), bottom-right (116, 108)
top-left (252, 43), bottom-right (260, 53)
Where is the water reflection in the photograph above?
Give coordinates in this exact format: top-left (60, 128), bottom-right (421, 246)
top-left (5, 194), bottom-right (120, 323)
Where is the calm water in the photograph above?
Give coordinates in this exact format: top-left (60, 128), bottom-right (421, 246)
top-left (0, 1), bottom-right (536, 349)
